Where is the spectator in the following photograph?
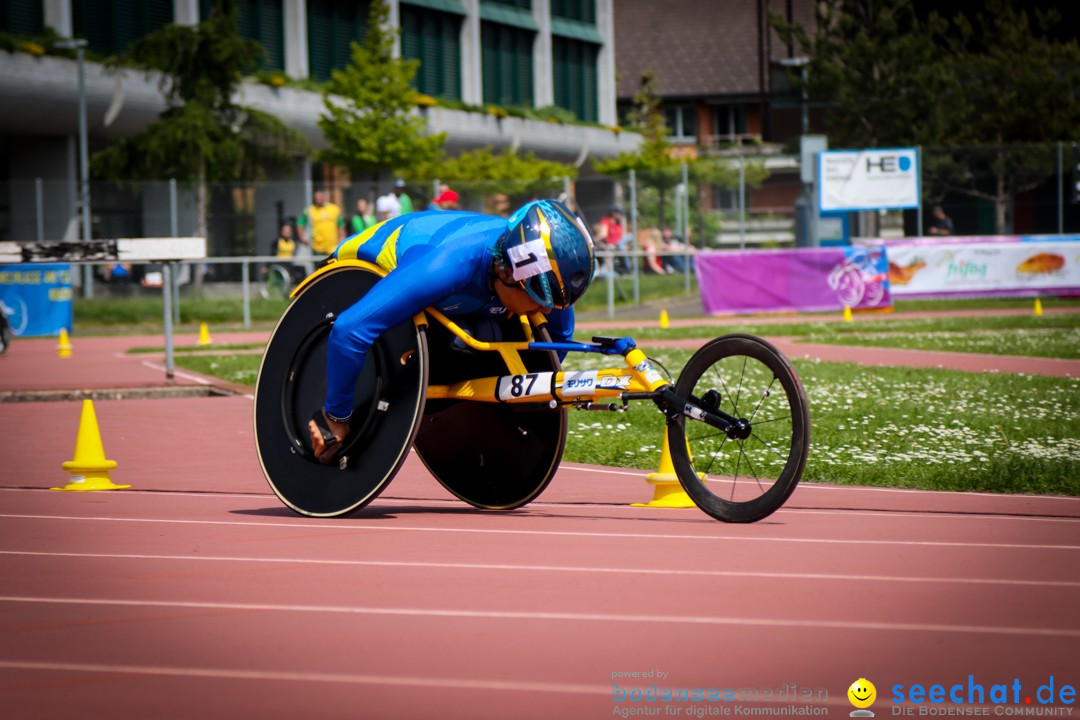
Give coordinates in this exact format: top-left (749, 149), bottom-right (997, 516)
top-left (297, 189), bottom-right (345, 255)
top-left (270, 222), bottom-right (297, 259)
top-left (376, 180), bottom-right (412, 221)
top-left (637, 228), bottom-right (667, 275)
top-left (927, 205), bottom-right (954, 236)
top-left (430, 185), bottom-right (461, 210)
top-left (595, 206), bottom-right (628, 274)
top-left (485, 193), bottom-right (511, 218)
top-left (660, 227), bottom-right (686, 273)
top-left (351, 197), bottom-right (377, 235)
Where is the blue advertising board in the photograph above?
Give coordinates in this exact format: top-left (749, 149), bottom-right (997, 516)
top-left (0, 264), bottom-right (74, 336)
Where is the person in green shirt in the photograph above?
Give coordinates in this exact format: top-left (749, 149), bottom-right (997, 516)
top-left (394, 178), bottom-right (413, 215)
top-left (351, 197), bottom-right (377, 235)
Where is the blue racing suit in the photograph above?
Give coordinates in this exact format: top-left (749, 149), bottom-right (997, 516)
top-left (324, 210), bottom-right (575, 421)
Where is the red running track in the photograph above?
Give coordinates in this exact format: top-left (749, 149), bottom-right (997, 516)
top-left (1, 329), bottom-right (1079, 718)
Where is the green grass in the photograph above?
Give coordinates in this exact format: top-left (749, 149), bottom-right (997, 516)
top-left (176, 353), bottom-right (262, 386)
top-left (586, 311), bottom-right (1080, 359)
top-left (126, 342), bottom-right (266, 355)
top-left (574, 272), bottom-right (697, 313)
top-left (179, 342), bottom-right (1080, 496)
top-left (74, 296), bottom-right (290, 332)
top-left (801, 327), bottom-right (1080, 359)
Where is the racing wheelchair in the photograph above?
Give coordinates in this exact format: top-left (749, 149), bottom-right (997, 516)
top-left (254, 260), bottom-right (810, 523)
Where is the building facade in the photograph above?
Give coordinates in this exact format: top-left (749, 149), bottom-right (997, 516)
top-left (0, 0), bottom-right (632, 246)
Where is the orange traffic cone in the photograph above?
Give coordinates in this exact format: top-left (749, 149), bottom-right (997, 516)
top-left (631, 428), bottom-right (699, 508)
top-left (52, 399), bottom-right (130, 491)
top-left (197, 322), bottom-right (212, 346)
top-left (57, 328), bottom-right (72, 358)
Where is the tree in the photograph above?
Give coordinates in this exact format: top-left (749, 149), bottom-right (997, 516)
top-left (595, 72), bottom-right (683, 230)
top-left (318, 0), bottom-right (444, 190)
top-left (405, 147), bottom-right (575, 206)
top-left (771, 0), bottom-right (954, 149)
top-left (927, 0), bottom-right (1080, 231)
top-left (771, 0), bottom-right (1080, 232)
top-left (91, 0), bottom-right (310, 249)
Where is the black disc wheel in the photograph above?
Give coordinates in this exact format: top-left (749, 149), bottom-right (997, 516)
top-left (667, 334), bottom-right (810, 523)
top-left (254, 264), bottom-right (427, 517)
top-left (413, 319), bottom-right (567, 510)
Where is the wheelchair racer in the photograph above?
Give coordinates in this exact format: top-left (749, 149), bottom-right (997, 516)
top-left (308, 199), bottom-right (596, 464)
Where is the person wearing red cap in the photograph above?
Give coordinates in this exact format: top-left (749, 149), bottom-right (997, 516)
top-left (430, 184), bottom-right (461, 210)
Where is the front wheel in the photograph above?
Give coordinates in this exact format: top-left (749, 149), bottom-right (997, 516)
top-left (667, 334), bottom-right (810, 523)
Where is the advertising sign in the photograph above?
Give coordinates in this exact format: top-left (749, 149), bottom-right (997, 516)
top-left (886, 241), bottom-right (1080, 296)
top-left (819, 148), bottom-right (919, 212)
top-left (0, 263), bottom-right (73, 336)
top-left (696, 247), bottom-right (891, 315)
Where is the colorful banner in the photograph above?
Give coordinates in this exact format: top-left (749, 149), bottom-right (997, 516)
top-left (0, 264), bottom-right (73, 336)
top-left (885, 241), bottom-right (1080, 296)
top-left (696, 247), bottom-right (891, 315)
top-left (819, 148), bottom-right (920, 212)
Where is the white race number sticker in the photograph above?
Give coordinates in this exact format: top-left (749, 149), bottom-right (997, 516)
top-left (506, 239), bottom-right (552, 281)
top-left (497, 372), bottom-right (554, 402)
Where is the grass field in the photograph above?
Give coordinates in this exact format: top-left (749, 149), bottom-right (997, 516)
top-left (592, 311), bottom-right (1080, 359)
top-left (174, 321), bottom-right (1080, 496)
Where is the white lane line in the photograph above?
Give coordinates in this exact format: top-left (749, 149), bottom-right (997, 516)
top-left (138, 360), bottom-right (213, 385)
top-left (2, 596), bottom-right (1077, 638)
top-left (1, 513), bottom-right (1078, 551)
top-left (2, 486), bottom-right (1077, 524)
top-left (2, 550), bottom-right (1077, 588)
top-left (0, 659), bottom-right (608, 695)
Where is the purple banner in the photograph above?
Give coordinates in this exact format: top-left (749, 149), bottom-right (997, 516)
top-left (696, 247), bottom-right (891, 315)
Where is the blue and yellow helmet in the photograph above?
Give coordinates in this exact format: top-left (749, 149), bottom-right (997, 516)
top-left (499, 199), bottom-right (595, 310)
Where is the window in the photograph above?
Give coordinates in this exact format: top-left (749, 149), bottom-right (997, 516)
top-left (401, 6), bottom-right (462, 100)
top-left (2, 0), bottom-right (44, 35)
top-left (236, 0), bottom-right (284, 71)
top-left (550, 0), bottom-right (594, 24)
top-left (307, 0), bottom-right (369, 82)
top-left (201, 0), bottom-right (284, 71)
top-left (664, 105), bottom-right (697, 143)
top-left (552, 37), bottom-right (598, 122)
top-left (714, 105), bottom-right (747, 140)
top-left (481, 22), bottom-right (534, 107)
top-left (73, 0), bottom-right (172, 56)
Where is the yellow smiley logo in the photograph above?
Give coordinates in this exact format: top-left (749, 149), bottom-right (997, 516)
top-left (848, 679), bottom-right (877, 709)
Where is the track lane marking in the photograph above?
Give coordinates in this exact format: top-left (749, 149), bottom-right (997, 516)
top-left (1, 550), bottom-right (1077, 588)
top-left (2, 596), bottom-right (1078, 638)
top-left (1, 513), bottom-right (1078, 550)
top-left (4, 486), bottom-right (1078, 523)
top-left (0, 659), bottom-right (609, 695)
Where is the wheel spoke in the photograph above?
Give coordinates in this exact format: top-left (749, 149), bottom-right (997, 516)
top-left (732, 355), bottom-right (747, 414)
top-left (747, 376), bottom-right (779, 424)
top-left (750, 431), bottom-right (790, 461)
top-left (699, 434), bottom-right (729, 475)
top-left (736, 438), bottom-right (766, 494)
top-left (710, 366), bottom-right (739, 416)
top-left (749, 414), bottom-right (792, 427)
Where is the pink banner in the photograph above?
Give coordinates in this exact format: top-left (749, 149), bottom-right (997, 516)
top-left (695, 247), bottom-right (891, 315)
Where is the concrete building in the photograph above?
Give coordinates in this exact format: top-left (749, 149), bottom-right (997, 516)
top-left (0, 0), bottom-right (635, 248)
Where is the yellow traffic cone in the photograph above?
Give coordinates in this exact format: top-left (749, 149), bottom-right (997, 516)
top-left (659, 309), bottom-right (670, 329)
top-left (53, 400), bottom-right (130, 491)
top-left (57, 328), bottom-right (72, 358)
top-left (1033, 298), bottom-right (1043, 317)
top-left (197, 322), bottom-right (212, 346)
top-left (842, 306), bottom-right (853, 323)
top-left (631, 428), bottom-right (699, 508)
